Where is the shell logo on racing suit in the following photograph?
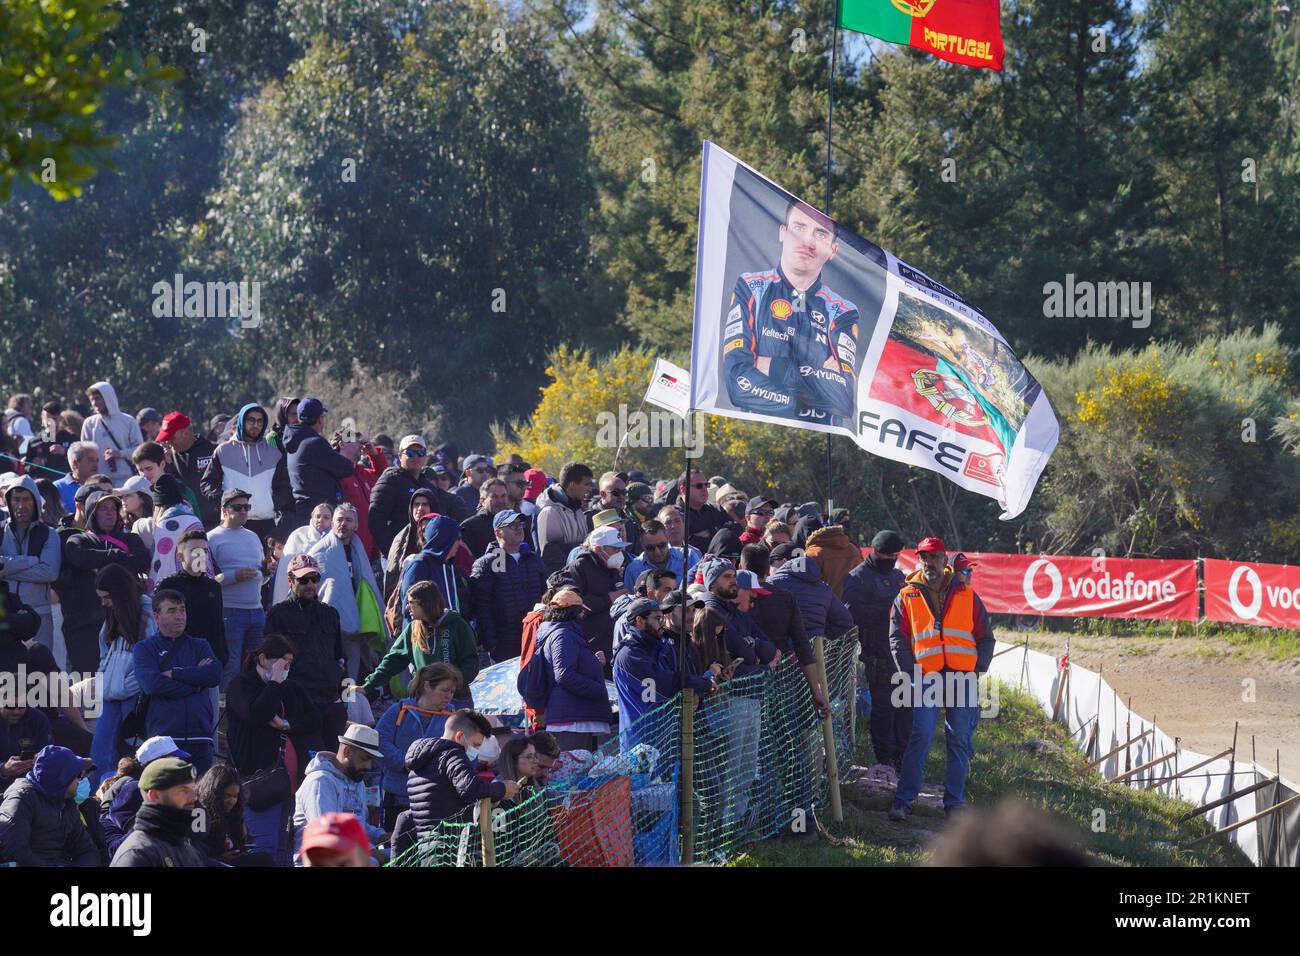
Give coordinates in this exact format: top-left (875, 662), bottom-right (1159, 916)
top-left (724, 265), bottom-right (860, 422)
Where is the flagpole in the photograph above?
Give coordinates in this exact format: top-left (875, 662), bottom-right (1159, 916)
top-left (823, 0), bottom-right (841, 520)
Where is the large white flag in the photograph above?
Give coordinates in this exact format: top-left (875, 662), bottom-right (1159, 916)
top-left (689, 141), bottom-right (1058, 519)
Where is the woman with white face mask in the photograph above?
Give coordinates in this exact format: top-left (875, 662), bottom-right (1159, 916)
top-left (224, 633), bottom-right (321, 865)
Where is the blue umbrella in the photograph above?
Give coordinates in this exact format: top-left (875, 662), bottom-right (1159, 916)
top-left (469, 657), bottom-right (619, 722)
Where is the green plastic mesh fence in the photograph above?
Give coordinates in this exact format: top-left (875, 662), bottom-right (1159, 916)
top-left (389, 629), bottom-right (859, 867)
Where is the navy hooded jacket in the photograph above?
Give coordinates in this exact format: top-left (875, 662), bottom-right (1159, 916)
top-left (283, 421), bottom-right (354, 516)
top-left (0, 745), bottom-right (99, 866)
top-left (767, 556), bottom-right (853, 639)
top-left (538, 616), bottom-right (613, 726)
top-left (842, 554), bottom-right (907, 662)
top-left (399, 516), bottom-right (473, 622)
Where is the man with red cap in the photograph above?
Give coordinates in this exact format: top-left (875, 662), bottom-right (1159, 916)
top-left (299, 811), bottom-right (372, 867)
top-left (887, 537), bottom-right (994, 823)
top-left (158, 412), bottom-right (218, 526)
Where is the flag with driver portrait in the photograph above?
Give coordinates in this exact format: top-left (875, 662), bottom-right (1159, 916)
top-left (689, 141), bottom-right (1058, 519)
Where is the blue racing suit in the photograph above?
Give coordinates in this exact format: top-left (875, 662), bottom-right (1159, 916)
top-left (722, 264), bottom-right (860, 427)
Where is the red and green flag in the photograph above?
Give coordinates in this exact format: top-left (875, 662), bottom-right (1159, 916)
top-left (838, 0), bottom-right (1004, 71)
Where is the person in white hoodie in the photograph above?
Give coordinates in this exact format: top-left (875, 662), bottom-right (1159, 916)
top-left (80, 382), bottom-right (143, 485)
top-left (200, 402), bottom-right (293, 543)
top-left (271, 502), bottom-right (332, 605)
top-left (291, 723), bottom-right (386, 864)
top-left (0, 475), bottom-right (61, 650)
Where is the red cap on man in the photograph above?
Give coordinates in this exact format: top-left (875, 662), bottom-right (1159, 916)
top-left (952, 553), bottom-right (978, 571)
top-left (300, 812), bottom-right (371, 866)
top-left (916, 536), bottom-right (947, 553)
top-left (156, 412), bottom-right (191, 443)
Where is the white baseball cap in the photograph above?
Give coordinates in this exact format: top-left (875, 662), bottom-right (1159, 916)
top-left (135, 735), bottom-right (190, 764)
top-left (589, 525), bottom-right (631, 549)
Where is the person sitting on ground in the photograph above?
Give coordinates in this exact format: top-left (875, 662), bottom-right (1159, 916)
top-left (194, 763), bottom-right (274, 866)
top-left (405, 709), bottom-right (518, 833)
top-left (292, 723), bottom-right (387, 863)
top-left (375, 663), bottom-right (460, 832)
top-left (110, 756), bottom-right (207, 867)
top-left (0, 744), bottom-right (98, 867)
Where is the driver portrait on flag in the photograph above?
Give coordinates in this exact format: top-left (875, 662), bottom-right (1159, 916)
top-left (723, 199), bottom-right (860, 428)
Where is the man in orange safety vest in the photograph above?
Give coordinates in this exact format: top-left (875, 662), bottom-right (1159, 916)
top-left (887, 537), bottom-right (994, 822)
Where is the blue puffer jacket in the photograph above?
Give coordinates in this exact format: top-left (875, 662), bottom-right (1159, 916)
top-left (767, 556), bottom-right (853, 638)
top-left (131, 632), bottom-right (221, 741)
top-left (538, 617), bottom-right (612, 726)
top-left (469, 545), bottom-right (547, 660)
top-left (376, 699), bottom-right (451, 802)
top-left (613, 621), bottom-right (712, 743)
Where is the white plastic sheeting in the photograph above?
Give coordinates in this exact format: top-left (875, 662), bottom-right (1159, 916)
top-left (988, 640), bottom-right (1298, 866)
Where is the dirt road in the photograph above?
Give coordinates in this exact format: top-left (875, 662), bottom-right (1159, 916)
top-left (1017, 632), bottom-right (1300, 782)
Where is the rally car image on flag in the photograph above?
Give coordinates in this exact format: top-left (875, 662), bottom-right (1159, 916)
top-left (722, 200), bottom-right (861, 428)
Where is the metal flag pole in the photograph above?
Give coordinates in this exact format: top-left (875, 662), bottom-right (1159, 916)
top-left (823, 0), bottom-right (841, 519)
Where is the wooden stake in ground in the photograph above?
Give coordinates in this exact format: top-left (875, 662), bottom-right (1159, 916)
top-left (815, 636), bottom-right (843, 823)
top-left (479, 798), bottom-right (495, 867)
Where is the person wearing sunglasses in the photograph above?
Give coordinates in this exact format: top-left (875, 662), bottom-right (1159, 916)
top-left (621, 518), bottom-right (701, 593)
top-left (267, 553), bottom-right (349, 753)
top-left (366, 434), bottom-right (467, 559)
top-left (708, 495), bottom-right (778, 563)
top-left (201, 402), bottom-right (292, 545)
top-left (210, 489), bottom-right (268, 692)
top-left (452, 453), bottom-right (497, 513)
top-left (584, 472), bottom-right (641, 553)
top-left (676, 469), bottom-right (729, 556)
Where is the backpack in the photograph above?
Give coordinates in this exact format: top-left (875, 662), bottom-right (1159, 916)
top-left (516, 629), bottom-right (555, 711)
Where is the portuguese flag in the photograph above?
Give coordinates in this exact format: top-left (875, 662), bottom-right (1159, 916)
top-left (839, 0), bottom-right (1004, 71)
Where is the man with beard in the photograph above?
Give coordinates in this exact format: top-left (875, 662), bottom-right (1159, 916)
top-left (110, 757), bottom-right (206, 867)
top-left (292, 723), bottom-right (387, 863)
top-left (888, 537), bottom-right (994, 823)
top-left (267, 554), bottom-right (347, 752)
top-left (158, 412), bottom-right (219, 527)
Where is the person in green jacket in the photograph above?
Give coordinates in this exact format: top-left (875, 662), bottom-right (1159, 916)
top-left (362, 580), bottom-right (478, 707)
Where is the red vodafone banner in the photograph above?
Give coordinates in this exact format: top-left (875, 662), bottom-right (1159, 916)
top-left (1203, 559), bottom-right (1300, 629)
top-left (871, 548), bottom-right (1197, 621)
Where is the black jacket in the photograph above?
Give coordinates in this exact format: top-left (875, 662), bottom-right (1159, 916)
top-left (469, 546), bottom-right (546, 660)
top-left (0, 778), bottom-right (99, 867)
top-left (406, 737), bottom-right (505, 832)
top-left (748, 584), bottom-right (815, 668)
top-left (0, 709), bottom-right (51, 794)
top-left (167, 437), bottom-right (219, 527)
top-left (459, 509), bottom-right (496, 560)
top-left (225, 667), bottom-right (324, 777)
top-left (266, 598), bottom-right (345, 706)
top-left (686, 504), bottom-right (728, 556)
top-left (155, 571), bottom-right (227, 664)
top-left (110, 803), bottom-right (207, 867)
top-left (60, 513), bottom-right (149, 628)
top-left (553, 550), bottom-right (624, 662)
top-left (283, 423), bottom-right (354, 517)
top-left (842, 555), bottom-right (907, 662)
top-left (706, 522), bottom-right (747, 562)
top-left (367, 466), bottom-right (467, 555)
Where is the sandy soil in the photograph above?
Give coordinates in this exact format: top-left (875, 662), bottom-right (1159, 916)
top-left (1016, 632), bottom-right (1300, 783)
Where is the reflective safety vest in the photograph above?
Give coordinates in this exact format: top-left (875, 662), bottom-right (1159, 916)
top-left (900, 584), bottom-right (977, 673)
